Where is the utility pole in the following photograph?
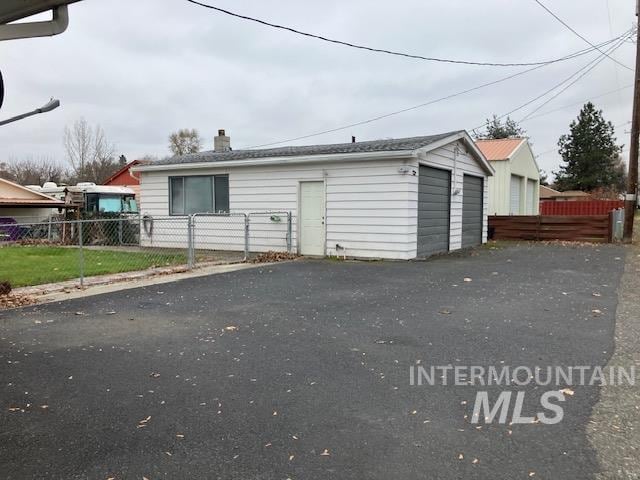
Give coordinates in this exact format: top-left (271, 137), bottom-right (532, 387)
top-left (623, 1), bottom-right (640, 241)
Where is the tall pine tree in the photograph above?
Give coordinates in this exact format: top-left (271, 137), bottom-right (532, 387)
top-left (554, 102), bottom-right (626, 192)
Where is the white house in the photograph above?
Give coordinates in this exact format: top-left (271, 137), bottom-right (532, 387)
top-left (134, 130), bottom-right (494, 260)
top-left (475, 138), bottom-right (540, 215)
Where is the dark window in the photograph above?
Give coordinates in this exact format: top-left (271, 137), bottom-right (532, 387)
top-left (85, 193), bottom-right (99, 213)
top-left (169, 175), bottom-right (229, 215)
top-left (214, 175), bottom-right (229, 213)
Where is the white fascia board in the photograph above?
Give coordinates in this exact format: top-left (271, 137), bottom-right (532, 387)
top-left (132, 150), bottom-right (416, 173)
top-left (417, 131), bottom-right (496, 176)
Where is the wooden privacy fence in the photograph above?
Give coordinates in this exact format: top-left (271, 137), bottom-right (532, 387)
top-left (489, 214), bottom-right (615, 243)
top-left (539, 200), bottom-right (624, 215)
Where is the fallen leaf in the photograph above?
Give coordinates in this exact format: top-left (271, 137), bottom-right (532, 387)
top-left (289, 455), bottom-right (295, 461)
top-left (560, 388), bottom-right (575, 396)
top-left (529, 473), bottom-right (536, 477)
top-left (224, 326), bottom-right (238, 332)
top-left (138, 416), bottom-right (151, 424)
top-left (458, 453), bottom-right (464, 460)
top-left (320, 449), bottom-right (330, 456)
top-left (472, 458), bottom-right (479, 464)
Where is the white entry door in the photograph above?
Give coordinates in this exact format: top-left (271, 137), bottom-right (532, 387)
top-left (299, 181), bottom-right (325, 255)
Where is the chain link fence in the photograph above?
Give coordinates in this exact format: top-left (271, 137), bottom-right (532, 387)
top-left (0, 212), bottom-right (293, 289)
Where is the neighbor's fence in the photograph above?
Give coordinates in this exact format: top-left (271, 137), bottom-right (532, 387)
top-left (539, 200), bottom-right (624, 215)
top-left (488, 211), bottom-right (624, 243)
top-left (0, 212), bottom-right (292, 288)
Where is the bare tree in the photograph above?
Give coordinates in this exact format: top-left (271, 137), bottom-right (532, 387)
top-left (64, 117), bottom-right (116, 180)
top-left (1, 156), bottom-right (68, 185)
top-left (169, 129), bottom-right (202, 156)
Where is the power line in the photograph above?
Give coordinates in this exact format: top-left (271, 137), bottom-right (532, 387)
top-left (186, 0), bottom-right (628, 68)
top-left (242, 30), bottom-right (632, 150)
top-left (518, 36), bottom-right (628, 122)
top-left (521, 84), bottom-right (632, 122)
top-left (532, 0), bottom-right (633, 71)
top-left (471, 31), bottom-right (631, 134)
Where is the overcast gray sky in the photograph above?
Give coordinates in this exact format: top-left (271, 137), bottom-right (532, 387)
top-left (0, 0), bottom-right (636, 177)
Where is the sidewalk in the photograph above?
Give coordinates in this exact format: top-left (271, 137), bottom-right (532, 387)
top-left (588, 224), bottom-right (640, 479)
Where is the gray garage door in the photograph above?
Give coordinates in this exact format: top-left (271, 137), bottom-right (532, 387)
top-left (417, 166), bottom-right (451, 257)
top-left (462, 174), bottom-right (483, 249)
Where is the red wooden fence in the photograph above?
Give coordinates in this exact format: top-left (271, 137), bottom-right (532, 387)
top-left (489, 215), bottom-right (612, 243)
top-left (539, 200), bottom-right (624, 215)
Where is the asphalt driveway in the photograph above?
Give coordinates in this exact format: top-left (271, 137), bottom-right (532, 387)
top-left (0, 243), bottom-right (627, 479)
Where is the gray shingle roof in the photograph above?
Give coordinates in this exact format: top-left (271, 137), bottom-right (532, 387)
top-left (156, 131), bottom-right (463, 165)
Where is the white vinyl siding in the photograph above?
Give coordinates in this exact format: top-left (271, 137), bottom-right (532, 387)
top-left (140, 159), bottom-right (416, 259)
top-left (138, 137), bottom-right (491, 260)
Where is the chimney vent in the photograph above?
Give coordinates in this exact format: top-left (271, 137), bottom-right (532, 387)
top-left (214, 129), bottom-right (231, 152)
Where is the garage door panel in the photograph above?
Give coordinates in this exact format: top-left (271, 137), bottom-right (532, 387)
top-left (417, 166), bottom-right (450, 257)
top-left (418, 200), bottom-right (452, 211)
top-left (510, 175), bottom-right (521, 214)
top-left (464, 183), bottom-right (484, 193)
top-left (418, 176), bottom-right (450, 187)
top-left (418, 225), bottom-right (449, 235)
top-left (418, 189), bottom-right (449, 200)
top-left (461, 175), bottom-right (483, 249)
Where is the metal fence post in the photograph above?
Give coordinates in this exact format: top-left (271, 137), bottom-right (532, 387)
top-left (78, 220), bottom-right (84, 287)
top-left (244, 214), bottom-right (250, 261)
top-left (187, 215), bottom-right (195, 269)
top-left (287, 211), bottom-right (292, 253)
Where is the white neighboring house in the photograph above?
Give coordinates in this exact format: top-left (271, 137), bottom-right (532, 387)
top-left (134, 130), bottom-right (494, 260)
top-left (475, 138), bottom-right (540, 215)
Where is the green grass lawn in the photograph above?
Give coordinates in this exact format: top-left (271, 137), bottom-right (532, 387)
top-left (0, 245), bottom-right (187, 287)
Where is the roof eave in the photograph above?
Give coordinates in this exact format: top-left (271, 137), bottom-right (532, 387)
top-left (132, 149), bottom-right (417, 173)
top-left (420, 131), bottom-right (495, 175)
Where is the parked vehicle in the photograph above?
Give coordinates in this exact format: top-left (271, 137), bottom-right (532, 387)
top-left (27, 182), bottom-right (138, 215)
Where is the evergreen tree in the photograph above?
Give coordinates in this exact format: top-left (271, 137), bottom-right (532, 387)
top-left (554, 102), bottom-right (626, 192)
